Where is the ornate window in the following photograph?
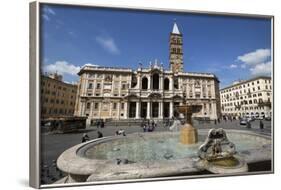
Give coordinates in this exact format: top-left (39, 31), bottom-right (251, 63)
top-left (86, 102), bottom-right (91, 109)
top-left (142, 77), bottom-right (148, 89)
top-left (152, 73), bottom-right (159, 90)
top-left (164, 78), bottom-right (170, 90)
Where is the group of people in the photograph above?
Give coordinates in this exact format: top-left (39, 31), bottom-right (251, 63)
top-left (142, 120), bottom-right (157, 132)
top-left (81, 131), bottom-right (103, 143)
top-left (96, 119), bottom-right (105, 128)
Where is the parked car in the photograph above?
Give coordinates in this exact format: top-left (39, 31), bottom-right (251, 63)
top-left (246, 117), bottom-right (254, 122)
top-left (240, 119), bottom-right (247, 125)
top-left (240, 117), bottom-right (253, 125)
top-left (256, 116), bottom-right (264, 120)
top-left (265, 116), bottom-right (271, 121)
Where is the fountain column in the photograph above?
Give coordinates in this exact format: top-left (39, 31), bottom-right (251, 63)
top-left (176, 104), bottom-right (202, 145)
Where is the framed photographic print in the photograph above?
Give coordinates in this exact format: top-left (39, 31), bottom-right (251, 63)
top-left (29, 1), bottom-right (274, 188)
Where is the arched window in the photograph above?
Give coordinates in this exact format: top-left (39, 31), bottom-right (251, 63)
top-left (152, 73), bottom-right (159, 90)
top-left (164, 78), bottom-right (170, 90)
top-left (142, 77), bottom-right (148, 90)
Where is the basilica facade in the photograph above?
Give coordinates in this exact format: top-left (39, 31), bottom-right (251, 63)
top-left (74, 22), bottom-right (221, 123)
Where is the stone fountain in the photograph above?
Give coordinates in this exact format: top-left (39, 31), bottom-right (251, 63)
top-left (174, 104), bottom-right (248, 174)
top-left (175, 104), bottom-right (202, 144)
top-left (197, 128), bottom-right (248, 174)
top-left (55, 108), bottom-right (271, 183)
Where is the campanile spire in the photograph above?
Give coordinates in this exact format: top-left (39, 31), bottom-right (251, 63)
top-left (169, 20), bottom-right (183, 73)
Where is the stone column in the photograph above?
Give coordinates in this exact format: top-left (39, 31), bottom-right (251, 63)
top-left (98, 102), bottom-right (101, 118)
top-left (137, 74), bottom-right (141, 89)
top-left (136, 101), bottom-right (140, 119)
top-left (109, 103), bottom-right (112, 118)
top-left (206, 103), bottom-right (209, 116)
top-left (212, 102), bottom-right (217, 119)
top-left (78, 100), bottom-right (83, 116)
top-left (81, 102), bottom-right (85, 116)
top-left (89, 102), bottom-right (94, 118)
top-left (160, 75), bottom-right (163, 90)
top-left (148, 76), bottom-right (151, 90)
top-left (118, 80), bottom-right (121, 96)
top-left (159, 102), bottom-right (163, 119)
top-left (147, 101), bottom-right (151, 119)
top-left (170, 77), bottom-right (174, 91)
top-left (169, 101), bottom-right (174, 118)
top-left (82, 77), bottom-right (87, 96)
top-left (117, 102), bottom-right (120, 120)
top-left (124, 102), bottom-right (128, 119)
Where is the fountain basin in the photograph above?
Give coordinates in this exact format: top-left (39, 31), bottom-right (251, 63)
top-left (57, 129), bottom-right (271, 183)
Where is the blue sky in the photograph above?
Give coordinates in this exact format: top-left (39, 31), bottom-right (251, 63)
top-left (41, 4), bottom-right (272, 88)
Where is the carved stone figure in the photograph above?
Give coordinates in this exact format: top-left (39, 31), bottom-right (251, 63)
top-left (198, 128), bottom-right (236, 161)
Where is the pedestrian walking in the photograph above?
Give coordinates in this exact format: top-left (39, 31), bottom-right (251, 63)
top-left (246, 121), bottom-right (251, 129)
top-left (96, 120), bottom-right (100, 128)
top-left (259, 120), bottom-right (264, 130)
top-left (143, 124), bottom-right (147, 132)
top-left (148, 124), bottom-right (153, 132)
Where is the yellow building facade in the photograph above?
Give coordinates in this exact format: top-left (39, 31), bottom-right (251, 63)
top-left (41, 73), bottom-right (77, 118)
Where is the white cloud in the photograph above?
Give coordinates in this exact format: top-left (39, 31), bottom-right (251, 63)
top-left (43, 61), bottom-right (80, 76)
top-left (83, 63), bottom-right (99, 67)
top-left (46, 7), bottom-right (56, 15)
top-left (250, 61), bottom-right (272, 76)
top-left (42, 14), bottom-right (50, 21)
top-left (96, 36), bottom-right (120, 55)
top-left (42, 7), bottom-right (56, 22)
top-left (237, 48), bottom-right (271, 66)
top-left (229, 64), bottom-right (237, 69)
top-left (236, 48), bottom-right (272, 76)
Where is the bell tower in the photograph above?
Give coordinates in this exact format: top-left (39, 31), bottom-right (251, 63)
top-left (169, 21), bottom-right (183, 73)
